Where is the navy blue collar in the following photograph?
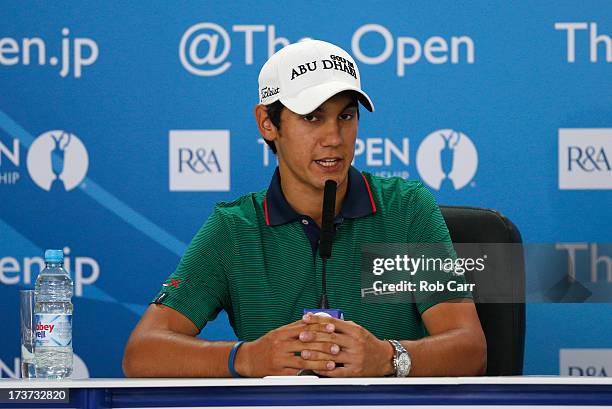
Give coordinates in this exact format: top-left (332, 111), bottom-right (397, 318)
top-left (263, 166), bottom-right (377, 226)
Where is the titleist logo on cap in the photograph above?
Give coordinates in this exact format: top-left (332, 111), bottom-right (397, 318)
top-left (260, 86), bottom-right (280, 101)
top-left (290, 54), bottom-right (357, 81)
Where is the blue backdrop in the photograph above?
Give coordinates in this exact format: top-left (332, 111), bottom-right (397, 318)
top-left (1, 1), bottom-right (611, 378)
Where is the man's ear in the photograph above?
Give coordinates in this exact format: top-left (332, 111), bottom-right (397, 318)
top-left (255, 104), bottom-right (277, 143)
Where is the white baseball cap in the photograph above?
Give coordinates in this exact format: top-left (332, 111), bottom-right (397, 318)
top-left (258, 39), bottom-right (374, 115)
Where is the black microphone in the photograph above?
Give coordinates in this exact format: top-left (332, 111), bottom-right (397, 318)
top-left (318, 180), bottom-right (337, 309)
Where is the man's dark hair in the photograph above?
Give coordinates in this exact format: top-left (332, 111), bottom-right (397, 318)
top-left (264, 100), bottom-right (284, 154)
top-left (263, 92), bottom-right (361, 155)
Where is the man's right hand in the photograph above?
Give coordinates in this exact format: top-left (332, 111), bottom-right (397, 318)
top-left (234, 318), bottom-right (339, 377)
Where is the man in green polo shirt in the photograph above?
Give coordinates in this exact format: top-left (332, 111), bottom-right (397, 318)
top-left (123, 39), bottom-right (486, 378)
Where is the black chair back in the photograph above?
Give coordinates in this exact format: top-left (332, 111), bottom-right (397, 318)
top-left (440, 205), bottom-right (525, 376)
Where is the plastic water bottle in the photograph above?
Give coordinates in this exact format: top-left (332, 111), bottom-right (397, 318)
top-left (34, 249), bottom-right (73, 379)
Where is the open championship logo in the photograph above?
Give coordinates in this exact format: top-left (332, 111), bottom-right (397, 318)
top-left (26, 130), bottom-right (89, 191)
top-left (416, 129), bottom-right (478, 190)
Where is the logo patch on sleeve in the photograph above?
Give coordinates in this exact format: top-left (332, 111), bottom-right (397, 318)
top-left (162, 278), bottom-right (183, 288)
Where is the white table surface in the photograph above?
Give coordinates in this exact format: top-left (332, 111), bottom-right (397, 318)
top-left (1, 376), bottom-right (612, 389)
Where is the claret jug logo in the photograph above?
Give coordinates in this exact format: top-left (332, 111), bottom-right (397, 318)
top-left (416, 129), bottom-right (478, 190)
top-left (26, 130), bottom-right (89, 191)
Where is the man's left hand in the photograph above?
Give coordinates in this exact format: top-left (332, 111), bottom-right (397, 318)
top-left (298, 313), bottom-right (394, 377)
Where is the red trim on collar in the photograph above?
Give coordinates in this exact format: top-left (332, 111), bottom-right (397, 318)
top-left (361, 173), bottom-right (377, 214)
top-left (263, 197), bottom-right (270, 226)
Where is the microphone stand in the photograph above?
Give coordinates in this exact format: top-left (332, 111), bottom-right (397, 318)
top-left (298, 180), bottom-right (336, 377)
top-left (318, 179), bottom-right (336, 309)
top-left (320, 258), bottom-right (329, 309)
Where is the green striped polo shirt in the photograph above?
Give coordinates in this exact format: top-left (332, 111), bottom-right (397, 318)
top-left (153, 167), bottom-right (470, 341)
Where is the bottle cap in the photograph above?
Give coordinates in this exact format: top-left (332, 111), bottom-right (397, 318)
top-left (44, 249), bottom-right (64, 263)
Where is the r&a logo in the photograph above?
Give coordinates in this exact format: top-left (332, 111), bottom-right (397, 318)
top-left (169, 130), bottom-right (230, 191)
top-left (559, 128), bottom-right (612, 190)
top-left (560, 349), bottom-right (612, 377)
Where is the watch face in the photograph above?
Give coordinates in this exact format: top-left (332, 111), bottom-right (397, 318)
top-left (398, 354), bottom-right (410, 375)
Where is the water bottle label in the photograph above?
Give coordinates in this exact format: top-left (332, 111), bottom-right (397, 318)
top-left (34, 314), bottom-right (72, 347)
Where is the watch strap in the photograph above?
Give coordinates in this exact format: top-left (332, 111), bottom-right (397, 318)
top-left (388, 339), bottom-right (410, 377)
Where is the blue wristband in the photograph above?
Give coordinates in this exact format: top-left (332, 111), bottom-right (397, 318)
top-left (228, 341), bottom-right (245, 378)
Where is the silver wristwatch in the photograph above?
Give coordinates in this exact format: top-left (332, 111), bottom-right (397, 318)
top-left (388, 339), bottom-right (411, 377)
